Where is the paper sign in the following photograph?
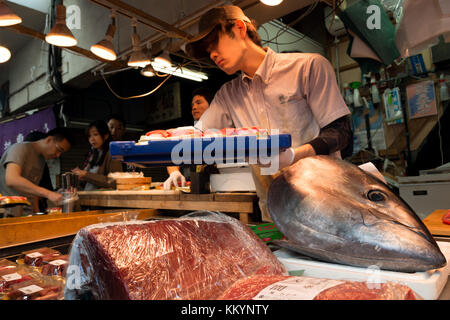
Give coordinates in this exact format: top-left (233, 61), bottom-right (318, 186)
top-left (407, 80), bottom-right (437, 119)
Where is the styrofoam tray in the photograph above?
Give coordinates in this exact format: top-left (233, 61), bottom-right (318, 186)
top-left (274, 241), bottom-right (450, 300)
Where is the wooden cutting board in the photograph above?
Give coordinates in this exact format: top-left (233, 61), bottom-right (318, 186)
top-left (116, 184), bottom-right (152, 190)
top-left (423, 209), bottom-right (450, 237)
top-left (115, 177), bottom-right (152, 185)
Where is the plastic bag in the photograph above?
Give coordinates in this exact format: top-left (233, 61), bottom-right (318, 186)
top-left (65, 211), bottom-right (287, 300)
top-left (395, 0), bottom-right (450, 58)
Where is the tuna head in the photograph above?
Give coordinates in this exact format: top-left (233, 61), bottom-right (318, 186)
top-left (268, 155), bottom-right (447, 272)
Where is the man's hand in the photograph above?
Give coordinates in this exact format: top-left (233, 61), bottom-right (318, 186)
top-left (163, 170), bottom-right (186, 190)
top-left (46, 191), bottom-right (62, 205)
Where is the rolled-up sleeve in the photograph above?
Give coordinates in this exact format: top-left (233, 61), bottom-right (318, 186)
top-left (195, 92), bottom-right (234, 132)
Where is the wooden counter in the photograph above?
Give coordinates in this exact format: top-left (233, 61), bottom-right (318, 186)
top-left (423, 209), bottom-right (450, 237)
top-left (0, 209), bottom-right (159, 249)
top-left (78, 190), bottom-right (258, 224)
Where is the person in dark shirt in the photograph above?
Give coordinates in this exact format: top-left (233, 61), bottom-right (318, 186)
top-left (24, 131), bottom-right (54, 212)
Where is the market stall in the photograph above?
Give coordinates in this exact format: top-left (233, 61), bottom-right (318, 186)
top-left (0, 0), bottom-right (449, 303)
top-left (78, 190), bottom-right (258, 224)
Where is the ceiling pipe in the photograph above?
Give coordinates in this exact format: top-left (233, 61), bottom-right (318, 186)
top-left (88, 0), bottom-right (192, 41)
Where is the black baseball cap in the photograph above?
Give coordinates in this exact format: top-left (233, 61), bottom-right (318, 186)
top-left (185, 5), bottom-right (251, 59)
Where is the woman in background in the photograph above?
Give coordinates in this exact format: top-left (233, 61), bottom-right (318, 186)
top-left (72, 120), bottom-right (122, 190)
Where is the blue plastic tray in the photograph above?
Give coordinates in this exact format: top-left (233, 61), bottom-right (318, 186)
top-left (110, 134), bottom-right (292, 167)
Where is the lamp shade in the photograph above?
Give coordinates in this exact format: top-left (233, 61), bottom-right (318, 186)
top-left (90, 24), bottom-right (117, 61)
top-left (0, 1), bottom-right (22, 27)
top-left (45, 5), bottom-right (77, 47)
top-left (153, 50), bottom-right (172, 68)
top-left (260, 0), bottom-right (283, 6)
top-left (0, 45), bottom-right (11, 63)
top-left (128, 49), bottom-right (150, 67)
top-left (127, 30), bottom-right (150, 67)
top-left (140, 64), bottom-right (155, 77)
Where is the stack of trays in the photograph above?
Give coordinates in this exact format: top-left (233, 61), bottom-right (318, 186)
top-left (115, 177), bottom-right (152, 191)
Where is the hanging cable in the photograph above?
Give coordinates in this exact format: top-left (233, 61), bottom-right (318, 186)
top-left (100, 69), bottom-right (173, 100)
top-left (261, 0), bottom-right (344, 47)
top-left (100, 60), bottom-right (199, 100)
top-left (261, 0), bottom-right (319, 46)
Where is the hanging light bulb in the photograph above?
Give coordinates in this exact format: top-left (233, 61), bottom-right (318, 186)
top-left (153, 50), bottom-right (172, 68)
top-left (141, 64), bottom-right (156, 77)
top-left (0, 0), bottom-right (22, 27)
top-left (260, 0), bottom-right (284, 6)
top-left (127, 20), bottom-right (151, 68)
top-left (45, 4), bottom-right (77, 47)
top-left (90, 11), bottom-right (117, 61)
top-left (0, 44), bottom-right (11, 63)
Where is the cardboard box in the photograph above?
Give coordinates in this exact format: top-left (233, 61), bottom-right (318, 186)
top-left (249, 223), bottom-right (285, 243)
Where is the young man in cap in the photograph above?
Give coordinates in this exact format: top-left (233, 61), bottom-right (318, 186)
top-left (176, 5), bottom-right (353, 220)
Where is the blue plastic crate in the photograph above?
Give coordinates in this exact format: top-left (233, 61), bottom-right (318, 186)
top-left (110, 134), bottom-right (292, 167)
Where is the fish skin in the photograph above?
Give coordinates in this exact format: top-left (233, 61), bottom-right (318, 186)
top-left (267, 155), bottom-right (447, 272)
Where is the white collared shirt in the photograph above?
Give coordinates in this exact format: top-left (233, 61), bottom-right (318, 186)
top-left (195, 48), bottom-right (350, 149)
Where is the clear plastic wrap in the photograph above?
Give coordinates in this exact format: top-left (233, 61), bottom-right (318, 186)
top-left (20, 247), bottom-right (61, 267)
top-left (41, 255), bottom-right (69, 277)
top-left (218, 275), bottom-right (423, 300)
top-left (5, 278), bottom-right (64, 300)
top-left (0, 259), bottom-right (16, 271)
top-left (0, 265), bottom-right (33, 293)
top-left (65, 211), bottom-right (287, 300)
top-left (1, 263), bottom-right (65, 300)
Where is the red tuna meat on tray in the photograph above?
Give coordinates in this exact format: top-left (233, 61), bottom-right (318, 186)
top-left (218, 275), bottom-right (422, 300)
top-left (65, 211), bottom-right (287, 300)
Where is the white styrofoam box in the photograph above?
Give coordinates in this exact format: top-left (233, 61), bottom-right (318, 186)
top-left (210, 164), bottom-right (256, 192)
top-left (437, 241), bottom-right (450, 276)
top-left (274, 246), bottom-right (449, 300)
top-left (398, 179), bottom-right (450, 219)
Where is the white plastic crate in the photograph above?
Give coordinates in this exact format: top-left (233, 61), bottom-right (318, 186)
top-left (398, 180), bottom-right (450, 219)
top-left (210, 164), bottom-right (256, 192)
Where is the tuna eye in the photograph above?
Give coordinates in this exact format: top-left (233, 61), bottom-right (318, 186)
top-left (367, 190), bottom-right (386, 202)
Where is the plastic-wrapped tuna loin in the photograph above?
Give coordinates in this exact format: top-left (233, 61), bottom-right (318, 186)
top-left (65, 212), bottom-right (287, 300)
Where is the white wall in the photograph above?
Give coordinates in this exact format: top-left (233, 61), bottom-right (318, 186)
top-left (7, 0), bottom-right (320, 113)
